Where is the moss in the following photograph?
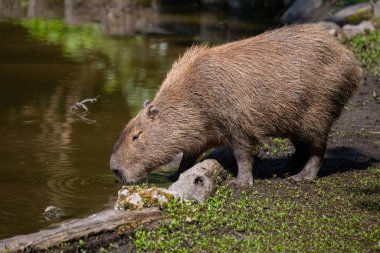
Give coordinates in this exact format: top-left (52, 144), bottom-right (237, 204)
top-left (346, 7), bottom-right (373, 24)
top-left (116, 185), bottom-right (175, 210)
top-left (334, 0), bottom-right (368, 9)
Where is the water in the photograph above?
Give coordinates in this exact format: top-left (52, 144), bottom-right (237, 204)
top-left (0, 4), bottom-right (275, 239)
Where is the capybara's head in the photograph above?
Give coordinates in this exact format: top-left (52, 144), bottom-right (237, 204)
top-left (110, 100), bottom-right (178, 184)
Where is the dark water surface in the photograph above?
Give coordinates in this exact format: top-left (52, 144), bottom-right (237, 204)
top-left (0, 8), bottom-right (275, 238)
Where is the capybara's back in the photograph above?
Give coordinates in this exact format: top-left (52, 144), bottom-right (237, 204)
top-left (190, 25), bottom-right (361, 143)
top-left (110, 24), bottom-right (362, 186)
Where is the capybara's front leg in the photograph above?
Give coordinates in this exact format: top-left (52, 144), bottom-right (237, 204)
top-left (231, 147), bottom-right (254, 186)
top-left (168, 151), bottom-right (201, 181)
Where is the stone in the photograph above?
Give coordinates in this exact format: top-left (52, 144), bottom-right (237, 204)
top-left (43, 206), bottom-right (64, 220)
top-left (281, 0), bottom-right (339, 24)
top-left (317, 21), bottom-right (343, 38)
top-left (374, 0), bottom-right (380, 19)
top-left (328, 2), bottom-right (373, 25)
top-left (343, 20), bottom-right (375, 38)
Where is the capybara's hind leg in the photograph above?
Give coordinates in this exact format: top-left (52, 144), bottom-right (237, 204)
top-left (289, 141), bottom-right (326, 181)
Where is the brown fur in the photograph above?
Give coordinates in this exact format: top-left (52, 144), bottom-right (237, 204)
top-left (110, 24), bottom-right (362, 185)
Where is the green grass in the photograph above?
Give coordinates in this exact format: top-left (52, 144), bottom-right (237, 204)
top-left (129, 166), bottom-right (380, 252)
top-left (334, 0), bottom-right (368, 9)
top-left (262, 137), bottom-right (289, 156)
top-left (347, 30), bottom-right (380, 78)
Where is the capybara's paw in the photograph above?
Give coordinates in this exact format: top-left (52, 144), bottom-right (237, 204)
top-left (288, 172), bottom-right (316, 182)
top-left (227, 177), bottom-right (253, 187)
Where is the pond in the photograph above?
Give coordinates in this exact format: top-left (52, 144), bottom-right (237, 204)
top-left (0, 2), bottom-right (276, 239)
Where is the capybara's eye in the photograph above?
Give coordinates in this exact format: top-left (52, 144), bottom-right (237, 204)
top-left (132, 131), bottom-right (142, 141)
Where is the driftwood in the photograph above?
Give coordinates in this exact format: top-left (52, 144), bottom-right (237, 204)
top-left (0, 208), bottom-right (161, 252)
top-left (169, 159), bottom-right (224, 202)
top-left (69, 96), bottom-right (100, 125)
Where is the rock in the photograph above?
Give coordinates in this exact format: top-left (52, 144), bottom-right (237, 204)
top-left (374, 0), bottom-right (380, 19)
top-left (114, 186), bottom-right (174, 210)
top-left (317, 21), bottom-right (343, 38)
top-left (281, 0), bottom-right (339, 24)
top-left (343, 20), bottom-right (375, 38)
top-left (43, 206), bottom-right (64, 220)
top-left (169, 159), bottom-right (224, 202)
top-left (328, 2), bottom-right (373, 25)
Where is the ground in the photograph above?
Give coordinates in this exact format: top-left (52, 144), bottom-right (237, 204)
top-left (121, 72), bottom-right (380, 253)
top-left (43, 31), bottom-right (380, 253)
top-left (117, 32), bottom-right (380, 253)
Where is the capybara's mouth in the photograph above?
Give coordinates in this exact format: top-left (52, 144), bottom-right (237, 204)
top-left (115, 176), bottom-right (143, 185)
top-left (114, 176), bottom-right (139, 185)
top-left (117, 172), bottom-right (148, 185)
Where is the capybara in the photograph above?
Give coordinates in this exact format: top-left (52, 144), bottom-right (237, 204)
top-left (110, 24), bottom-right (362, 186)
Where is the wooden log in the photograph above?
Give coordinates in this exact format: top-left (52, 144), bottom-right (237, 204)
top-left (0, 207), bottom-right (161, 252)
top-left (169, 159), bottom-right (224, 202)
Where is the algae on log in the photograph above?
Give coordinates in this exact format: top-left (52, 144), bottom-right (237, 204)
top-left (0, 208), bottom-right (161, 252)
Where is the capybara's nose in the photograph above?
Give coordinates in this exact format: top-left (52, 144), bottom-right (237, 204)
top-left (110, 154), bottom-right (120, 171)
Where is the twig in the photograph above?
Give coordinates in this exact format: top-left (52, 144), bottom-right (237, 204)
top-left (70, 96), bottom-right (100, 112)
top-left (69, 96), bottom-right (100, 125)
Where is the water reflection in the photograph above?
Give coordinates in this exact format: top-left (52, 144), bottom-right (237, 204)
top-left (0, 0), bottom-right (276, 239)
top-left (0, 20), bottom-right (181, 239)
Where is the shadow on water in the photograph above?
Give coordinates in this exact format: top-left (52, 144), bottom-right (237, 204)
top-left (0, 0), bottom-right (278, 239)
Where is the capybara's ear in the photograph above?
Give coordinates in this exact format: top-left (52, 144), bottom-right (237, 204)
top-left (147, 105), bottom-right (159, 119)
top-left (143, 99), bottom-right (151, 108)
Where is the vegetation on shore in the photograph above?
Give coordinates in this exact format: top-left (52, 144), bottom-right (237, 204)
top-left (347, 30), bottom-right (380, 78)
top-left (128, 166), bottom-right (380, 252)
top-left (122, 31), bottom-right (380, 253)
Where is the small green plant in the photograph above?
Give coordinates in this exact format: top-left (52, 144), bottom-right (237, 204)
top-left (262, 138), bottom-right (289, 155)
top-left (347, 30), bottom-right (380, 78)
top-left (334, 0), bottom-right (368, 9)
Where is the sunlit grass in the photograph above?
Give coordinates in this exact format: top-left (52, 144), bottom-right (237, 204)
top-left (347, 30), bottom-right (380, 78)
